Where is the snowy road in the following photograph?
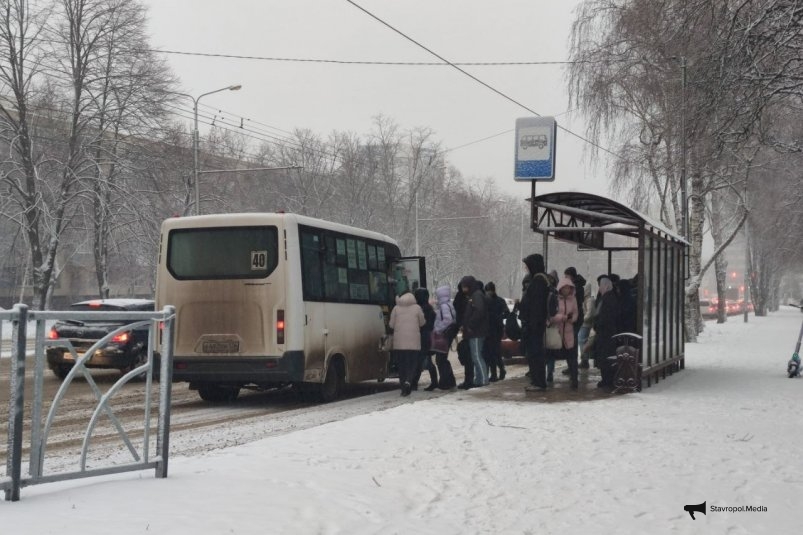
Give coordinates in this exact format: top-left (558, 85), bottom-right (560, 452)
top-left (0, 358), bottom-right (411, 473)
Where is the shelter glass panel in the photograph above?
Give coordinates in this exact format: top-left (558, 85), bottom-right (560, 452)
top-left (651, 238), bottom-right (661, 366)
top-left (642, 235), bottom-right (653, 367)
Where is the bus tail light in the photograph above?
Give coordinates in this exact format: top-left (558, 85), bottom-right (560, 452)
top-left (276, 310), bottom-right (285, 344)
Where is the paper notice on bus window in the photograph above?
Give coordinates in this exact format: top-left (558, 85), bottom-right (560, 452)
top-left (346, 239), bottom-right (357, 269)
top-left (251, 250), bottom-right (268, 270)
top-left (357, 241), bottom-right (367, 270)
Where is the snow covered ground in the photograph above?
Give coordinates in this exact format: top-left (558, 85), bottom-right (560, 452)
top-left (3, 307), bottom-right (803, 534)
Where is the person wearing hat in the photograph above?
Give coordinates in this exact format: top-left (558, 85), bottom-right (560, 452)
top-left (483, 281), bottom-right (508, 382)
top-left (564, 266), bottom-right (587, 368)
top-left (459, 275), bottom-right (489, 388)
top-left (520, 254), bottom-right (550, 391)
top-left (593, 276), bottom-right (622, 389)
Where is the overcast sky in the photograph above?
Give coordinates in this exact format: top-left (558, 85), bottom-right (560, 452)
top-left (141, 0), bottom-right (612, 199)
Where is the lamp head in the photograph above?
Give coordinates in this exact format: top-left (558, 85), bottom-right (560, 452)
top-left (228, 84), bottom-right (242, 91)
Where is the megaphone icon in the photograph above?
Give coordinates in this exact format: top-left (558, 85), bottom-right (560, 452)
top-left (684, 501), bottom-right (706, 520)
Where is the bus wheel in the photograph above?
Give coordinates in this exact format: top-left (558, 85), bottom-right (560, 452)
top-left (198, 384), bottom-right (240, 403)
top-left (319, 358), bottom-right (344, 403)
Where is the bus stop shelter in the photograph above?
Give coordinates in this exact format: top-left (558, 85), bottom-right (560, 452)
top-left (530, 191), bottom-right (688, 389)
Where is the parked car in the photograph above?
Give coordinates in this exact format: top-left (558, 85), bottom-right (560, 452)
top-left (699, 299), bottom-right (716, 319)
top-left (46, 298), bottom-right (155, 380)
top-left (501, 299), bottom-right (523, 358)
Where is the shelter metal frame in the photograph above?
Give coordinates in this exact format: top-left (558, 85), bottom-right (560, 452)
top-left (529, 191), bottom-right (688, 388)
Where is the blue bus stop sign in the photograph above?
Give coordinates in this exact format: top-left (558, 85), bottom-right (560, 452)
top-left (514, 117), bottom-right (557, 181)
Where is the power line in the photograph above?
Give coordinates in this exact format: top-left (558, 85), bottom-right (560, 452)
top-left (344, 0), bottom-right (618, 159)
top-left (164, 103), bottom-right (346, 165)
top-left (148, 48), bottom-right (587, 66)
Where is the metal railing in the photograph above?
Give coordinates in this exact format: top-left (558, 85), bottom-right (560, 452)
top-left (2, 304), bottom-right (175, 501)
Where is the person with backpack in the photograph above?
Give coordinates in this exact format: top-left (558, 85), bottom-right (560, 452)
top-left (430, 285), bottom-right (457, 390)
top-left (484, 281), bottom-right (508, 382)
top-left (520, 254), bottom-right (550, 391)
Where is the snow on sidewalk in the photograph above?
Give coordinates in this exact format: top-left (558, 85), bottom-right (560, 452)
top-left (3, 308), bottom-right (802, 534)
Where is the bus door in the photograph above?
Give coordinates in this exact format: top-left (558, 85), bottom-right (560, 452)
top-left (390, 256), bottom-right (427, 297)
top-left (384, 256), bottom-right (427, 376)
top-left (303, 300), bottom-right (327, 382)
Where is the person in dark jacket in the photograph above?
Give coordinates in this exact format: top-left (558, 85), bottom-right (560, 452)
top-left (617, 275), bottom-right (638, 334)
top-left (593, 276), bottom-right (622, 389)
top-left (453, 281), bottom-right (472, 389)
top-left (519, 254), bottom-right (550, 391)
top-left (484, 281), bottom-right (507, 382)
top-left (511, 274), bottom-right (532, 377)
top-left (564, 267), bottom-right (588, 370)
top-left (411, 288), bottom-right (437, 391)
top-left (460, 275), bottom-right (490, 387)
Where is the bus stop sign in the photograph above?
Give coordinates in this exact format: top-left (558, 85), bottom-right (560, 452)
top-left (515, 116), bottom-right (557, 181)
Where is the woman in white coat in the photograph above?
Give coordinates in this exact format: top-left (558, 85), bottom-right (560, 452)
top-left (389, 291), bottom-right (425, 396)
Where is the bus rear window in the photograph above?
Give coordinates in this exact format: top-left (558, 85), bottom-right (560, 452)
top-left (167, 226), bottom-right (279, 280)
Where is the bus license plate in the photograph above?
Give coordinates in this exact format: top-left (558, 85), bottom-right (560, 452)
top-left (202, 340), bottom-right (240, 353)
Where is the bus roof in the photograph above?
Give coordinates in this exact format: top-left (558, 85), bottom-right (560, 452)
top-left (160, 213), bottom-right (398, 245)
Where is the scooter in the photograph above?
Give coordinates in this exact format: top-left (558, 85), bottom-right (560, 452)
top-left (788, 303), bottom-right (803, 378)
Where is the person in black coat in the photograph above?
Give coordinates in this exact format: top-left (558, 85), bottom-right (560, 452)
top-left (593, 276), bottom-right (622, 389)
top-left (520, 254), bottom-right (550, 390)
top-left (460, 275), bottom-right (490, 387)
top-left (484, 281), bottom-right (508, 382)
top-left (453, 281), bottom-right (472, 389)
top-left (411, 288), bottom-right (437, 391)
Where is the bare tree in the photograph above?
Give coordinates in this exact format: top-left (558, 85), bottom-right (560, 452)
top-left (568, 0), bottom-right (803, 338)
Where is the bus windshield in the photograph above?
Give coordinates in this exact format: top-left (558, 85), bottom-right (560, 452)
top-left (167, 226), bottom-right (279, 280)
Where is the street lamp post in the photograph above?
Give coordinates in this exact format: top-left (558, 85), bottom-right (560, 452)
top-left (190, 84), bottom-right (242, 215)
top-left (670, 56), bottom-right (689, 239)
top-left (679, 56), bottom-right (688, 240)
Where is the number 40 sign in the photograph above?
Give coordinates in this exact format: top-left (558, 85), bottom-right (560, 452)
top-left (251, 250), bottom-right (268, 270)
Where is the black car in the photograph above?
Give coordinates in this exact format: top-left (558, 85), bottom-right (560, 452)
top-left (46, 298), bottom-right (155, 380)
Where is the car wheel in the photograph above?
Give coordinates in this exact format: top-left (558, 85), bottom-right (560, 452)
top-left (53, 365), bottom-right (72, 380)
top-left (121, 348), bottom-right (148, 380)
top-left (319, 358), bottom-right (344, 403)
top-left (197, 384), bottom-right (240, 403)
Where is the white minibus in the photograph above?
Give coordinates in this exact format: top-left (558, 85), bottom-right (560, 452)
top-left (156, 213), bottom-right (425, 402)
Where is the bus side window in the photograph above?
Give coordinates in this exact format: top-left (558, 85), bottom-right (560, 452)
top-left (300, 230), bottom-right (324, 300)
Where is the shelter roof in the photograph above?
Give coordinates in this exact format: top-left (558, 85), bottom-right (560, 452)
top-left (530, 191), bottom-right (688, 250)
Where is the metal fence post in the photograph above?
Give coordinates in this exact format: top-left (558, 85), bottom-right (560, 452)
top-left (5, 304), bottom-right (28, 502)
top-left (156, 306), bottom-right (175, 478)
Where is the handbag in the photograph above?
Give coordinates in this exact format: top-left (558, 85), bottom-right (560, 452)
top-left (443, 322), bottom-right (459, 345)
top-left (544, 324), bottom-right (563, 350)
top-left (430, 329), bottom-right (450, 354)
